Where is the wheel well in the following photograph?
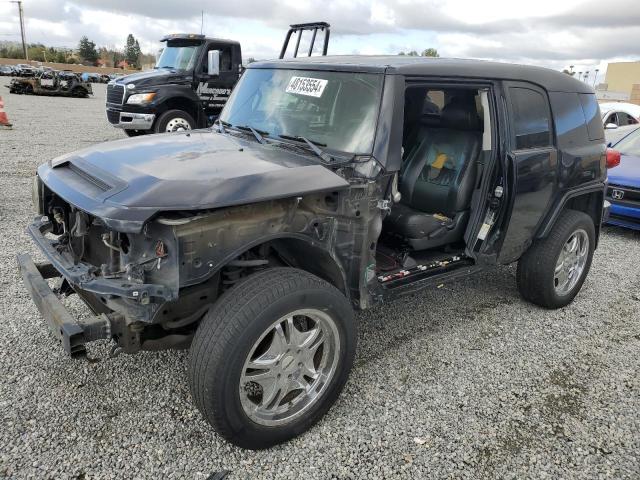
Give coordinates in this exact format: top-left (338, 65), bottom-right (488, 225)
top-left (160, 97), bottom-right (199, 123)
top-left (222, 238), bottom-right (349, 298)
top-left (557, 190), bottom-right (604, 247)
top-left (270, 238), bottom-right (349, 297)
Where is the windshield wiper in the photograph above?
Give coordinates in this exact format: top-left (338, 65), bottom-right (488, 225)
top-left (235, 125), bottom-right (268, 144)
top-left (278, 134), bottom-right (333, 163)
top-left (216, 119), bottom-right (231, 133)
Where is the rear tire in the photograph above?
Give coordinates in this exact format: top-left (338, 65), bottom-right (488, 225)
top-left (155, 109), bottom-right (195, 133)
top-left (188, 267), bottom-right (356, 450)
top-left (517, 209), bottom-right (595, 309)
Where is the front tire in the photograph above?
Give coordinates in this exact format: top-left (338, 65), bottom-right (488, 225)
top-left (517, 209), bottom-right (595, 309)
top-left (188, 268), bottom-right (356, 449)
top-left (155, 109), bottom-right (195, 133)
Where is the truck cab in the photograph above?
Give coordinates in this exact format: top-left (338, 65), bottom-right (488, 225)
top-left (105, 33), bottom-right (242, 136)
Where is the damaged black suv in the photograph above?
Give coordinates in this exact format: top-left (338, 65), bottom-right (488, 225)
top-left (19, 56), bottom-right (608, 449)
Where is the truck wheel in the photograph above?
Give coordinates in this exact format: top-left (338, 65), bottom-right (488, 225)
top-left (188, 267), bottom-right (356, 449)
top-left (155, 109), bottom-right (195, 133)
top-left (517, 209), bottom-right (595, 309)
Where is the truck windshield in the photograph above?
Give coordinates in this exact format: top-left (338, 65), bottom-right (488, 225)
top-left (156, 41), bottom-right (201, 70)
top-left (220, 68), bottom-right (384, 154)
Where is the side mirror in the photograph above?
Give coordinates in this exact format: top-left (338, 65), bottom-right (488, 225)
top-left (605, 123), bottom-right (618, 130)
top-left (207, 50), bottom-right (220, 76)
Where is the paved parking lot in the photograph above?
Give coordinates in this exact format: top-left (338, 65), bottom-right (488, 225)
top-left (1, 76), bottom-right (639, 479)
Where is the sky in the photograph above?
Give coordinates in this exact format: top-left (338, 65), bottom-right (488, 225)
top-left (1, 0), bottom-right (639, 84)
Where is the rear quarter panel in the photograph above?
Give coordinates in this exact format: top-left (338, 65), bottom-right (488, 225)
top-left (497, 88), bottom-right (606, 264)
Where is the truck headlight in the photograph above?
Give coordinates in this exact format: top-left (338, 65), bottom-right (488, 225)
top-left (126, 93), bottom-right (157, 105)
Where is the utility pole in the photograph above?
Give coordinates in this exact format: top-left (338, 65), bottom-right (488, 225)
top-left (11, 1), bottom-right (28, 60)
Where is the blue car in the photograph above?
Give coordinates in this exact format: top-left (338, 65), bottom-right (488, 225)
top-left (607, 128), bottom-right (640, 230)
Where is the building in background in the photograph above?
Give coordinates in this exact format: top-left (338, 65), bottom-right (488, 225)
top-left (599, 61), bottom-right (640, 105)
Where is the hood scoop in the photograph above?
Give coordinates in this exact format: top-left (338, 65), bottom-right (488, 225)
top-left (51, 157), bottom-right (127, 200)
top-left (66, 162), bottom-right (111, 192)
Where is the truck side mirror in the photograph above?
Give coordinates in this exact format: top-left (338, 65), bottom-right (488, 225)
top-left (208, 50), bottom-right (220, 76)
top-left (605, 123), bottom-right (618, 130)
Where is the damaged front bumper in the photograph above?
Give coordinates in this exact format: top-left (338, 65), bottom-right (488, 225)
top-left (17, 217), bottom-right (174, 356)
top-left (17, 253), bottom-right (114, 356)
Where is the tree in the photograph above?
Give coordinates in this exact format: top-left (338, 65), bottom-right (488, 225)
top-left (246, 57), bottom-right (256, 64)
top-left (78, 36), bottom-right (99, 64)
top-left (398, 49), bottom-right (438, 57)
top-left (124, 34), bottom-right (141, 68)
top-left (54, 50), bottom-right (67, 63)
top-left (421, 48), bottom-right (439, 57)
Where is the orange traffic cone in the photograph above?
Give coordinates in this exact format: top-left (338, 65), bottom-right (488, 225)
top-left (0, 96), bottom-right (12, 129)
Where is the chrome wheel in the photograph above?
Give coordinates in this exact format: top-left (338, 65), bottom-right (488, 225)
top-left (165, 117), bottom-right (192, 132)
top-left (554, 229), bottom-right (589, 295)
top-left (239, 309), bottom-right (340, 426)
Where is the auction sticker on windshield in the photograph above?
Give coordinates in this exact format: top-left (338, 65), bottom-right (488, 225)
top-left (286, 76), bottom-right (328, 98)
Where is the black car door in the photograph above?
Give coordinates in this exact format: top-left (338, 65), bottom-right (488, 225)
top-left (498, 81), bottom-right (558, 263)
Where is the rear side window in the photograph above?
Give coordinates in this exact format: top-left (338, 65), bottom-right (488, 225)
top-left (549, 92), bottom-right (589, 148)
top-left (578, 93), bottom-right (604, 140)
top-left (510, 87), bottom-right (552, 149)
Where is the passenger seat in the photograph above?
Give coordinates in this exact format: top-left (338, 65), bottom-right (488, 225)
top-left (385, 95), bottom-right (481, 250)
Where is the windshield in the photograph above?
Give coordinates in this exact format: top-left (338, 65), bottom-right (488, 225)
top-left (156, 41), bottom-right (201, 70)
top-left (615, 129), bottom-right (640, 157)
top-left (220, 68), bottom-right (384, 154)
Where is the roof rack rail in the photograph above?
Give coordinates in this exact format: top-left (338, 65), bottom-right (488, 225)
top-left (279, 22), bottom-right (330, 59)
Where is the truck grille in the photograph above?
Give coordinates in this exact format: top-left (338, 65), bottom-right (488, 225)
top-left (607, 184), bottom-right (640, 206)
top-left (106, 109), bottom-right (120, 125)
top-left (106, 84), bottom-right (124, 105)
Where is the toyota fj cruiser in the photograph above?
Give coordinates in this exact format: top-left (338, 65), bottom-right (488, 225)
top-left (19, 55), bottom-right (609, 449)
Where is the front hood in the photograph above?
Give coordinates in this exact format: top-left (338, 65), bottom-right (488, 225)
top-left (38, 131), bottom-right (350, 232)
top-left (115, 69), bottom-right (191, 88)
top-left (608, 154), bottom-right (640, 189)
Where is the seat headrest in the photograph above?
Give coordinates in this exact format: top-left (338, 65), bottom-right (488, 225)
top-left (441, 95), bottom-right (481, 131)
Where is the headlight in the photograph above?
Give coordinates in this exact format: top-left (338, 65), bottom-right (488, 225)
top-left (126, 93), bottom-right (157, 105)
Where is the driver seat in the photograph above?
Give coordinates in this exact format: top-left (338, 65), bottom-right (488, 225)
top-left (385, 95), bottom-right (481, 250)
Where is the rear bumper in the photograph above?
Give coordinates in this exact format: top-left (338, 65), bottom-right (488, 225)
top-left (17, 253), bottom-right (112, 356)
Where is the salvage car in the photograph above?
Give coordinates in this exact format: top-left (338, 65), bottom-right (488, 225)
top-left (8, 70), bottom-right (92, 97)
top-left (14, 64), bottom-right (36, 77)
top-left (19, 56), bottom-right (609, 450)
top-left (605, 127), bottom-right (640, 229)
